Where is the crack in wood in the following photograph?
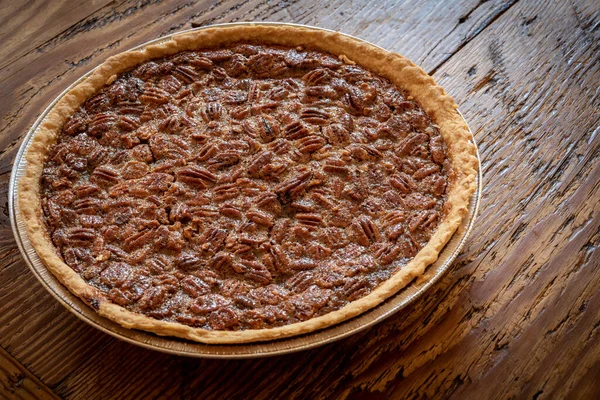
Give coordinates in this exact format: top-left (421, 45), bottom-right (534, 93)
top-left (429, 0), bottom-right (520, 76)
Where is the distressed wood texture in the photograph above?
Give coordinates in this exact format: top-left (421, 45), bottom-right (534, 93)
top-left (1, 0), bottom-right (599, 399)
top-left (0, 347), bottom-right (58, 400)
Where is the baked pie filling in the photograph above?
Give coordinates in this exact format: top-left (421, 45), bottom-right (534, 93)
top-left (39, 44), bottom-right (452, 331)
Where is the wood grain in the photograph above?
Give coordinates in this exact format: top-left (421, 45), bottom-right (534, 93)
top-left (0, 0), bottom-right (115, 71)
top-left (0, 0), bottom-right (599, 399)
top-left (0, 347), bottom-right (58, 400)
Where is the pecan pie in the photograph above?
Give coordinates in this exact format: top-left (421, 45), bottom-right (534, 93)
top-left (20, 25), bottom-right (478, 343)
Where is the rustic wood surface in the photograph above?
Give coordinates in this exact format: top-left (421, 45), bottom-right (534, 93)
top-left (1, 0), bottom-right (599, 398)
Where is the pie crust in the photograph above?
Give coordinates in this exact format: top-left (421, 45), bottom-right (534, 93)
top-left (19, 25), bottom-right (478, 343)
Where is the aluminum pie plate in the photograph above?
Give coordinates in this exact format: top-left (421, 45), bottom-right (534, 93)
top-left (9, 22), bottom-right (482, 358)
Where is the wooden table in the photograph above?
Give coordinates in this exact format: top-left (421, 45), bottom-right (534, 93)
top-left (1, 0), bottom-right (599, 398)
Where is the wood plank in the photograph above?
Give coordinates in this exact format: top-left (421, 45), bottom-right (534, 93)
top-left (0, 346), bottom-right (58, 400)
top-left (0, 264), bottom-right (120, 388)
top-left (0, 0), bottom-right (115, 71)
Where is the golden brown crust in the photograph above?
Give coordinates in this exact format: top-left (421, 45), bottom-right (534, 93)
top-left (19, 24), bottom-right (478, 344)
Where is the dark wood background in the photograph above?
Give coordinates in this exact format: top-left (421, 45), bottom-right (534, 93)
top-left (1, 0), bottom-right (599, 398)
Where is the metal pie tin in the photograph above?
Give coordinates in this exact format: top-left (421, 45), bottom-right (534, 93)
top-left (9, 22), bottom-right (482, 358)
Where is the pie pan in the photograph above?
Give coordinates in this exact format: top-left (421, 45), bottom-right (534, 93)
top-left (9, 22), bottom-right (481, 358)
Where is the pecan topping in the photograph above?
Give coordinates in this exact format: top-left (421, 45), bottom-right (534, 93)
top-left (296, 213), bottom-right (323, 227)
top-left (323, 124), bottom-right (350, 145)
top-left (351, 216), bottom-right (381, 246)
top-left (301, 107), bottom-right (331, 125)
top-left (283, 120), bottom-right (311, 140)
top-left (207, 152), bottom-right (240, 170)
top-left (323, 159), bottom-right (349, 175)
top-left (211, 252), bottom-right (233, 270)
top-left (348, 144), bottom-right (382, 161)
top-left (66, 228), bottom-right (97, 245)
top-left (219, 204), bottom-right (243, 219)
top-left (196, 143), bottom-right (218, 161)
top-left (296, 135), bottom-right (326, 154)
top-left (398, 133), bottom-right (429, 156)
top-left (201, 102), bottom-right (223, 122)
top-left (255, 192), bottom-right (281, 214)
top-left (246, 209), bottom-right (274, 227)
top-left (414, 164), bottom-right (441, 179)
top-left (258, 115), bottom-right (280, 143)
top-left (140, 86), bottom-right (170, 104)
top-left (276, 171), bottom-right (312, 203)
top-left (181, 276), bottom-right (211, 297)
top-left (247, 151), bottom-right (273, 178)
top-left (430, 135), bottom-right (446, 164)
top-left (187, 55), bottom-right (214, 69)
top-left (390, 172), bottom-right (416, 193)
top-left (175, 166), bottom-right (217, 188)
top-left (239, 260), bottom-right (273, 284)
top-left (72, 198), bottom-right (99, 214)
top-left (303, 68), bottom-right (330, 85)
top-left (90, 166), bottom-right (119, 187)
top-left (40, 43), bottom-right (450, 331)
top-left (118, 115), bottom-right (140, 131)
top-left (172, 65), bottom-right (199, 83)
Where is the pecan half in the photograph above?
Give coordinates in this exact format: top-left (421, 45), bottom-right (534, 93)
top-left (300, 108), bottom-right (330, 125)
top-left (176, 166), bottom-right (217, 188)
